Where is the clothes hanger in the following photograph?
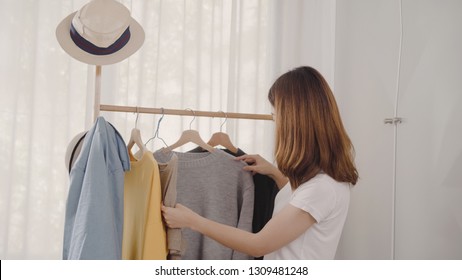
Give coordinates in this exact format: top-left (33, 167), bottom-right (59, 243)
top-left (145, 107), bottom-right (168, 148)
top-left (127, 107), bottom-right (148, 155)
top-left (207, 111), bottom-right (238, 154)
top-left (164, 108), bottom-right (215, 153)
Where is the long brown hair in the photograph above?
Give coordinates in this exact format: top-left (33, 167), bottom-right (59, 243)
top-left (268, 66), bottom-right (358, 188)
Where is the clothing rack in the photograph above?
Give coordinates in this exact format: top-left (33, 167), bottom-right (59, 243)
top-left (99, 105), bottom-right (273, 120)
top-left (93, 66), bottom-right (273, 121)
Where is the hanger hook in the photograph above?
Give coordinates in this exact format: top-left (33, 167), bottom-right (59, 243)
top-left (145, 107), bottom-right (168, 147)
top-left (155, 107), bottom-right (165, 137)
top-left (135, 106), bottom-right (140, 129)
top-left (185, 108), bottom-right (196, 130)
top-left (218, 110), bottom-right (227, 132)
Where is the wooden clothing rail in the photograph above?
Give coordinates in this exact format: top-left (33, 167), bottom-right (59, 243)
top-left (99, 104), bottom-right (273, 121)
top-left (94, 66), bottom-right (273, 121)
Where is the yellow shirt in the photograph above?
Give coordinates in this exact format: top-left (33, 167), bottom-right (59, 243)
top-left (122, 151), bottom-right (167, 259)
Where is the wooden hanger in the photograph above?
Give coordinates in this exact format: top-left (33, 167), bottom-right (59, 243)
top-left (164, 109), bottom-right (215, 153)
top-left (127, 128), bottom-right (148, 154)
top-left (127, 108), bottom-right (148, 155)
top-left (165, 129), bottom-right (215, 153)
top-left (208, 132), bottom-right (238, 154)
top-left (207, 111), bottom-right (238, 154)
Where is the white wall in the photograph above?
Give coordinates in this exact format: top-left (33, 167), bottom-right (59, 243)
top-left (334, 0), bottom-right (462, 259)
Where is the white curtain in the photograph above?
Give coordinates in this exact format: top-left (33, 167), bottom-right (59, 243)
top-left (269, 0), bottom-right (336, 86)
top-left (100, 0), bottom-right (275, 159)
top-left (0, 0), bottom-right (335, 259)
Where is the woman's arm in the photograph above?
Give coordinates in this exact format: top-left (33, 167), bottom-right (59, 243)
top-left (162, 203), bottom-right (316, 257)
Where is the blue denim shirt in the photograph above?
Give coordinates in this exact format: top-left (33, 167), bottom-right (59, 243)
top-left (63, 117), bottom-right (130, 260)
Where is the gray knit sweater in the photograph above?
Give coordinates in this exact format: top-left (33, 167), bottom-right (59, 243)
top-left (153, 148), bottom-right (254, 260)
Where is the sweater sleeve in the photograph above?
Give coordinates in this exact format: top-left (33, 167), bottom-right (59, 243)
top-left (231, 169), bottom-right (255, 260)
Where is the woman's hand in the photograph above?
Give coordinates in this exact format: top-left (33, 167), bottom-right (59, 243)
top-left (235, 154), bottom-right (275, 176)
top-left (161, 203), bottom-right (198, 229)
top-left (235, 154), bottom-right (288, 188)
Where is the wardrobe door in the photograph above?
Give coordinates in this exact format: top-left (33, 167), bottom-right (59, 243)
top-left (333, 0), bottom-right (400, 259)
top-left (394, 0), bottom-right (462, 259)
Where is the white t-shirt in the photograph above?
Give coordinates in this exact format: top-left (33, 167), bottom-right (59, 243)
top-left (264, 173), bottom-right (350, 260)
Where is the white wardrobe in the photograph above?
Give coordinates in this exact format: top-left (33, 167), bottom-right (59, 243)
top-left (334, 0), bottom-right (462, 259)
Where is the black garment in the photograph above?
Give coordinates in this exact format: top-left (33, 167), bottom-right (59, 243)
top-left (226, 149), bottom-right (279, 234)
top-left (189, 147), bottom-right (279, 259)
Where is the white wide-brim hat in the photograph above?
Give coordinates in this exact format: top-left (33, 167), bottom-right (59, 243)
top-left (64, 131), bottom-right (87, 173)
top-left (56, 0), bottom-right (145, 65)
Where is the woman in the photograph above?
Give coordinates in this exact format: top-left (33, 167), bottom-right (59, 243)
top-left (161, 66), bottom-right (358, 259)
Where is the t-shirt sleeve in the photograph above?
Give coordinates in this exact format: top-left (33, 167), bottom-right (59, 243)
top-left (289, 181), bottom-right (335, 223)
